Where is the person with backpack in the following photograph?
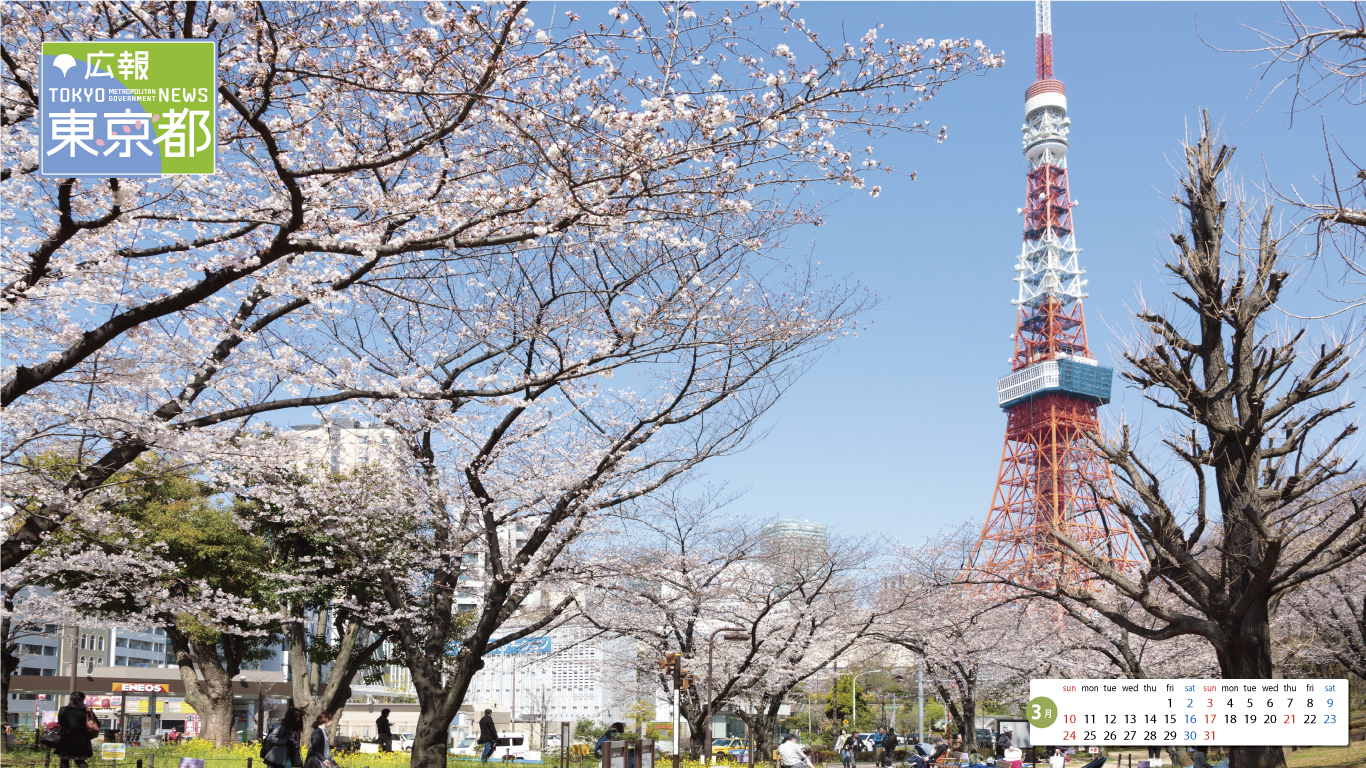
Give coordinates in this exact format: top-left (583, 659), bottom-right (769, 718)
top-left (880, 728), bottom-right (898, 767)
top-left (262, 708), bottom-right (304, 768)
top-left (55, 691), bottom-right (97, 768)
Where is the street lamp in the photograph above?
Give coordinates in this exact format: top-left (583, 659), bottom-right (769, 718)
top-left (705, 628), bottom-right (750, 767)
top-left (849, 671), bottom-right (876, 731)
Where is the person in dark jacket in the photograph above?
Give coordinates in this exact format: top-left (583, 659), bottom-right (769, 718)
top-left (477, 709), bottom-right (498, 763)
top-left (880, 729), bottom-right (898, 767)
top-left (376, 709), bottom-right (393, 753)
top-left (56, 692), bottom-right (94, 768)
top-left (595, 722), bottom-right (634, 768)
top-left (305, 712), bottom-right (333, 768)
top-left (263, 708), bottom-right (304, 768)
top-left (995, 730), bottom-right (1013, 759)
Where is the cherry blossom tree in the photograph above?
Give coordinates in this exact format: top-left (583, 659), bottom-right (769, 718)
top-left (580, 493), bottom-right (896, 760)
top-left (1, 0), bottom-right (1002, 578)
top-left (1278, 510), bottom-right (1366, 680)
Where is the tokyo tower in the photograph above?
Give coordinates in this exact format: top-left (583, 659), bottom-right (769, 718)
top-left (971, 0), bottom-right (1141, 588)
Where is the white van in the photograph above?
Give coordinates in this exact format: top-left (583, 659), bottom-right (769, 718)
top-left (453, 731), bottom-right (540, 762)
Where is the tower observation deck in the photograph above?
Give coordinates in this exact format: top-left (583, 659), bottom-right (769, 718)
top-left (971, 0), bottom-right (1142, 589)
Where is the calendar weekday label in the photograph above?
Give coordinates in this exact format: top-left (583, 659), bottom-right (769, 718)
top-left (1028, 679), bottom-right (1348, 746)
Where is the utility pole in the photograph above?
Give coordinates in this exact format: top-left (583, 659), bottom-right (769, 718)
top-left (917, 661), bottom-right (924, 741)
top-left (850, 671), bottom-right (874, 732)
top-left (657, 653), bottom-right (694, 768)
top-left (68, 625), bottom-right (80, 694)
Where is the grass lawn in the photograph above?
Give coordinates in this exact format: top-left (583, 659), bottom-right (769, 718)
top-left (1284, 741), bottom-right (1366, 768)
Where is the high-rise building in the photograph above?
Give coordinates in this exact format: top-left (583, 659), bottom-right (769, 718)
top-left (759, 519), bottom-right (827, 553)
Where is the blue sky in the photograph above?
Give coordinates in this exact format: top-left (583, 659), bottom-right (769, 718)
top-left (691, 2), bottom-right (1364, 540)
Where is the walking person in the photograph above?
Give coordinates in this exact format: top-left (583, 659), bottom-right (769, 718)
top-left (837, 729), bottom-right (856, 768)
top-left (305, 713), bottom-right (334, 768)
top-left (477, 709), bottom-right (498, 763)
top-left (262, 709), bottom-right (304, 768)
top-left (376, 709), bottom-right (393, 753)
top-left (880, 728), bottom-right (898, 768)
top-left (56, 692), bottom-right (96, 768)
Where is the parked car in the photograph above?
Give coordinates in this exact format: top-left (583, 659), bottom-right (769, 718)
top-left (711, 738), bottom-right (748, 758)
top-left (395, 733), bottom-right (416, 752)
top-left (451, 737), bottom-right (478, 755)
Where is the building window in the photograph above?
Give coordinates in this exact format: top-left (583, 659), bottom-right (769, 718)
top-left (41, 669), bottom-right (55, 677)
top-left (79, 656), bottom-right (85, 665)
top-left (44, 646), bottom-right (56, 657)
top-left (116, 656), bottom-right (126, 666)
top-left (116, 638), bottom-right (127, 648)
top-left (97, 637), bottom-right (105, 651)
top-left (154, 628), bottom-right (165, 636)
top-left (80, 636), bottom-right (87, 650)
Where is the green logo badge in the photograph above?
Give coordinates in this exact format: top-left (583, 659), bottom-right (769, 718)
top-left (41, 40), bottom-right (217, 177)
top-left (1027, 696), bottom-right (1058, 728)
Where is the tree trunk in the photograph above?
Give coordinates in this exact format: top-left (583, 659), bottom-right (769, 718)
top-left (1, 613), bottom-right (14, 756)
top-left (166, 628), bottom-right (241, 747)
top-left (411, 705), bottom-right (455, 768)
top-left (288, 603), bottom-right (379, 748)
top-left (1218, 599), bottom-right (1285, 768)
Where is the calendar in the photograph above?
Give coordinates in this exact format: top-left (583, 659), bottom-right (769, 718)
top-left (1028, 679), bottom-right (1348, 746)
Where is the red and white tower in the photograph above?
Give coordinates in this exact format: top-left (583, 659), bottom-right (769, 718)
top-left (972, 0), bottom-right (1141, 588)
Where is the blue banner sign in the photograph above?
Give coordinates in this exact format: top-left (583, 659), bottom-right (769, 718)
top-left (447, 636), bottom-right (551, 656)
top-left (487, 637), bottom-right (551, 655)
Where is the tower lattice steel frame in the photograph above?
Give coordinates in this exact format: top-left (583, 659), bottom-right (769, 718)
top-left (972, 0), bottom-right (1142, 588)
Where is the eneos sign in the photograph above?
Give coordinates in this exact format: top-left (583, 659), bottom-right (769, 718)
top-left (40, 40), bottom-right (217, 177)
top-left (112, 682), bottom-right (171, 693)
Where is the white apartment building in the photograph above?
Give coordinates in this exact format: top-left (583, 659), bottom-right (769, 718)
top-left (464, 625), bottom-right (636, 724)
top-left (290, 416), bottom-right (398, 473)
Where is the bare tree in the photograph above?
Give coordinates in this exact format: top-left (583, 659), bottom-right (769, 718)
top-left (976, 117), bottom-right (1366, 768)
top-left (1218, 4), bottom-right (1366, 277)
